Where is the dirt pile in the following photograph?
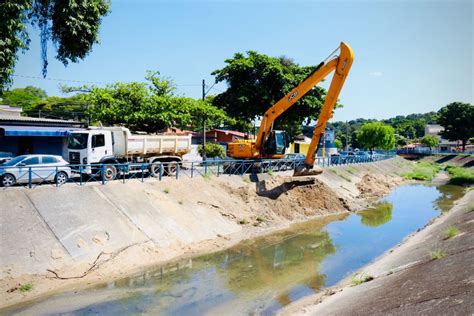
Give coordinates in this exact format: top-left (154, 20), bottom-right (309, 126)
top-left (226, 176), bottom-right (349, 221)
top-left (357, 174), bottom-right (403, 198)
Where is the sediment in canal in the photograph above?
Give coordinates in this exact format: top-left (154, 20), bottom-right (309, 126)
top-left (0, 157), bottom-right (413, 309)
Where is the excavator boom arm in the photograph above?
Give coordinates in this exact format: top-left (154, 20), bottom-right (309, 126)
top-left (254, 42), bottom-right (353, 168)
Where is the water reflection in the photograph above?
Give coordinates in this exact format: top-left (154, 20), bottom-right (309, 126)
top-left (357, 202), bottom-right (393, 227)
top-left (434, 184), bottom-right (465, 212)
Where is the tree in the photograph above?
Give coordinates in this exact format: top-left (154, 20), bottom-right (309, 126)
top-left (1, 86), bottom-right (47, 108)
top-left (198, 143), bottom-right (226, 159)
top-left (421, 135), bottom-right (439, 150)
top-left (71, 72), bottom-right (231, 133)
top-left (1, 0), bottom-right (110, 93)
top-left (211, 51), bottom-right (334, 140)
top-left (357, 122), bottom-right (395, 153)
top-left (437, 102), bottom-right (474, 152)
top-left (334, 139), bottom-right (343, 149)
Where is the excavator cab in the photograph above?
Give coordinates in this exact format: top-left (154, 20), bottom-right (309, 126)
top-left (262, 130), bottom-right (286, 156)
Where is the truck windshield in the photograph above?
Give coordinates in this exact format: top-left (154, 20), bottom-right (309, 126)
top-left (68, 133), bottom-right (88, 150)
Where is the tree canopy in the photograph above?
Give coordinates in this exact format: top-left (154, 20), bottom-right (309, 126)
top-left (437, 102), bottom-right (474, 151)
top-left (71, 72), bottom-right (231, 133)
top-left (421, 135), bottom-right (439, 150)
top-left (211, 51), bottom-right (333, 140)
top-left (0, 0), bottom-right (110, 93)
top-left (357, 122), bottom-right (395, 152)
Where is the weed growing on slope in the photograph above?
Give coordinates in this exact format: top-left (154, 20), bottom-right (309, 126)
top-left (351, 273), bottom-right (374, 285)
top-left (242, 175), bottom-right (251, 183)
top-left (202, 171), bottom-right (212, 181)
top-left (163, 188), bottom-right (170, 194)
top-left (444, 226), bottom-right (459, 239)
top-left (403, 161), bottom-right (440, 181)
top-left (445, 166), bottom-right (474, 185)
top-left (19, 283), bottom-right (33, 293)
top-left (430, 249), bottom-right (446, 260)
top-left (238, 219), bottom-right (249, 225)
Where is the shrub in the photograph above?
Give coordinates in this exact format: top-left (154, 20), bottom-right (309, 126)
top-left (198, 143), bottom-right (226, 159)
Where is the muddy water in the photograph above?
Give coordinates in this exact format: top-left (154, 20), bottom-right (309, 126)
top-left (8, 184), bottom-right (465, 316)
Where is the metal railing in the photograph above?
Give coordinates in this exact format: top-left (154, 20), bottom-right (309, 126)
top-left (0, 154), bottom-right (395, 189)
top-left (397, 148), bottom-right (474, 155)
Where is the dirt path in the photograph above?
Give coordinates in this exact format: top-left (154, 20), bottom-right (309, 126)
top-left (281, 189), bottom-right (474, 315)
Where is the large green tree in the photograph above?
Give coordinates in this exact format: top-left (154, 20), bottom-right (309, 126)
top-left (421, 135), bottom-right (439, 150)
top-left (0, 0), bottom-right (110, 93)
top-left (74, 72), bottom-right (230, 133)
top-left (357, 122), bottom-right (395, 153)
top-left (211, 51), bottom-right (332, 140)
top-left (437, 102), bottom-right (474, 152)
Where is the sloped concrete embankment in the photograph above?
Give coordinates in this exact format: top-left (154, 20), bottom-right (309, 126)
top-left (0, 182), bottom-right (241, 279)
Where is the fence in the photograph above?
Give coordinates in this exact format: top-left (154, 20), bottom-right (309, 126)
top-left (397, 148), bottom-right (474, 155)
top-left (0, 154), bottom-right (395, 189)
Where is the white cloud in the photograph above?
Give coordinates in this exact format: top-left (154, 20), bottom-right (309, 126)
top-left (369, 71), bottom-right (383, 77)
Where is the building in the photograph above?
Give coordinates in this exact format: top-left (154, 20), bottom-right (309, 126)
top-left (0, 115), bottom-right (85, 158)
top-left (289, 127), bottom-right (337, 156)
top-left (424, 124), bottom-right (458, 151)
top-left (204, 129), bottom-right (254, 143)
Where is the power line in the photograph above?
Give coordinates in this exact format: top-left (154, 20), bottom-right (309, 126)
top-left (12, 74), bottom-right (107, 85)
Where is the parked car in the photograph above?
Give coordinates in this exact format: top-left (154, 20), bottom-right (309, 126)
top-left (0, 155), bottom-right (71, 187)
top-left (0, 152), bottom-right (13, 165)
top-left (279, 153), bottom-right (306, 170)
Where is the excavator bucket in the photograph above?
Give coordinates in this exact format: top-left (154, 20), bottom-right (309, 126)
top-left (293, 165), bottom-right (323, 177)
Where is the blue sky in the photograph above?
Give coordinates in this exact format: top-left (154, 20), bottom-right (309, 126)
top-left (12, 0), bottom-right (473, 122)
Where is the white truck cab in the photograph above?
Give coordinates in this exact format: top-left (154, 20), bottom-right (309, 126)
top-left (67, 127), bottom-right (191, 179)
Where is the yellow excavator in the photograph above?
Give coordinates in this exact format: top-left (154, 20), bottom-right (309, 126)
top-left (227, 42), bottom-right (354, 176)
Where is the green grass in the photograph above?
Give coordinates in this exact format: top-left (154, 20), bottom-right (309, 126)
top-left (163, 188), bottom-right (170, 194)
top-left (19, 283), bottom-right (33, 293)
top-left (403, 161), bottom-right (441, 181)
top-left (350, 273), bottom-right (374, 286)
top-left (238, 219), bottom-right (249, 225)
top-left (444, 225), bottom-right (459, 239)
top-left (430, 249), bottom-right (446, 260)
top-left (267, 169), bottom-right (274, 176)
top-left (445, 165), bottom-right (474, 185)
top-left (202, 171), bottom-right (212, 181)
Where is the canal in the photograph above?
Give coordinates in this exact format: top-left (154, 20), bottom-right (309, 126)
top-left (7, 184), bottom-right (465, 315)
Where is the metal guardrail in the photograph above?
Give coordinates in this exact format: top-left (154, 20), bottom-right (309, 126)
top-left (0, 154), bottom-right (395, 189)
top-left (397, 148), bottom-right (474, 155)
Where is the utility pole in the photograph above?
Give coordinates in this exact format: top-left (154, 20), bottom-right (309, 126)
top-left (202, 79), bottom-right (207, 161)
top-left (346, 120), bottom-right (349, 151)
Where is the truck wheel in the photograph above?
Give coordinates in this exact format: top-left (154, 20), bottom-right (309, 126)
top-left (150, 163), bottom-right (161, 177)
top-left (1, 174), bottom-right (16, 187)
top-left (103, 165), bottom-right (117, 181)
top-left (167, 161), bottom-right (178, 176)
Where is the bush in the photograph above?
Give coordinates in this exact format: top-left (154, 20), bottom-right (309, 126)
top-left (198, 143), bottom-right (226, 159)
top-left (445, 166), bottom-right (474, 185)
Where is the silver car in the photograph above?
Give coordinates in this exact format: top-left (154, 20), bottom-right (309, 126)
top-left (0, 155), bottom-right (71, 187)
